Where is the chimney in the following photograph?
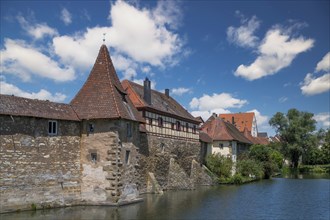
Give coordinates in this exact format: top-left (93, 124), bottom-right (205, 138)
top-left (165, 89), bottom-right (170, 97)
top-left (143, 77), bottom-right (151, 105)
top-left (212, 113), bottom-right (217, 117)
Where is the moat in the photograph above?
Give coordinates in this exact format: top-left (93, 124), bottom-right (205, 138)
top-left (2, 174), bottom-right (329, 220)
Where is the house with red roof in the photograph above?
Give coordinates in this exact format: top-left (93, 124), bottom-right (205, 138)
top-left (219, 112), bottom-right (258, 137)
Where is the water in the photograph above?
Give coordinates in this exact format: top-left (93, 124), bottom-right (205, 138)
top-left (2, 175), bottom-right (329, 220)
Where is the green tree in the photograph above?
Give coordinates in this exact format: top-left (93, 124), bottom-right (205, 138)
top-left (205, 154), bottom-right (233, 179)
top-left (269, 109), bottom-right (316, 168)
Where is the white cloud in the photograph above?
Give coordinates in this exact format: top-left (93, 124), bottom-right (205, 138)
top-left (190, 92), bottom-right (248, 111)
top-left (171, 87), bottom-right (192, 96)
top-left (108, 0), bottom-right (183, 66)
top-left (191, 109), bottom-right (231, 121)
top-left (152, 0), bottom-right (182, 30)
top-left (61, 8), bottom-right (72, 25)
top-left (227, 15), bottom-right (260, 48)
top-left (0, 81), bottom-right (66, 102)
top-left (300, 73), bottom-right (330, 96)
top-left (0, 39), bottom-right (75, 82)
top-left (17, 14), bottom-right (58, 39)
top-left (315, 52), bottom-right (330, 72)
top-left (235, 27), bottom-right (314, 81)
top-left (313, 112), bottom-right (330, 128)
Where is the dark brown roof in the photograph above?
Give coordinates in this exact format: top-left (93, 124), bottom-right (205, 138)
top-left (201, 116), bottom-right (252, 144)
top-left (122, 80), bottom-right (199, 124)
top-left (70, 45), bottom-right (143, 122)
top-left (199, 131), bottom-right (212, 143)
top-left (0, 94), bottom-right (79, 121)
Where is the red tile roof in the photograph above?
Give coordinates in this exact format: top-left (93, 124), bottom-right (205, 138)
top-left (219, 112), bottom-right (255, 133)
top-left (70, 45), bottom-right (143, 122)
top-left (242, 127), bottom-right (269, 145)
top-left (201, 116), bottom-right (252, 144)
top-left (0, 94), bottom-right (79, 121)
top-left (199, 131), bottom-right (212, 143)
top-left (122, 80), bottom-right (200, 124)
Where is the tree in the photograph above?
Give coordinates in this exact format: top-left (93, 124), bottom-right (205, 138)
top-left (269, 108), bottom-right (316, 168)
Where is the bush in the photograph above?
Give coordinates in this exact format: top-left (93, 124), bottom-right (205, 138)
top-left (237, 159), bottom-right (264, 179)
top-left (206, 153), bottom-right (233, 179)
top-left (229, 173), bottom-right (244, 184)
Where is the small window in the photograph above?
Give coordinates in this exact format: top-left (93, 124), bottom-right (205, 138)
top-left (89, 123), bottom-right (94, 133)
top-left (193, 125), bottom-right (197, 134)
top-left (91, 153), bottom-right (97, 163)
top-left (127, 123), bottom-right (132, 137)
top-left (219, 143), bottom-right (224, 149)
top-left (125, 150), bottom-right (130, 165)
top-left (171, 123), bottom-right (175, 130)
top-left (158, 117), bottom-right (163, 127)
top-left (186, 123), bottom-right (189, 132)
top-left (149, 118), bottom-right (153, 126)
top-left (176, 121), bottom-right (181, 131)
top-left (48, 120), bottom-right (57, 135)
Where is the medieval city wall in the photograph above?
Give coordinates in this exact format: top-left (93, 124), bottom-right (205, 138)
top-left (80, 119), bottom-right (141, 204)
top-left (0, 115), bottom-right (81, 213)
top-left (138, 134), bottom-right (212, 193)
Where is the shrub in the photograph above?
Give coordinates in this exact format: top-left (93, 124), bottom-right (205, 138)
top-left (206, 153), bottom-right (233, 179)
top-left (237, 159), bottom-right (264, 179)
top-left (229, 173), bottom-right (244, 184)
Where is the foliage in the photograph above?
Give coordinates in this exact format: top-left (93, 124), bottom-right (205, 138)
top-left (228, 173), bottom-right (244, 184)
top-left (236, 159), bottom-right (264, 180)
top-left (299, 164), bottom-right (330, 173)
top-left (269, 108), bottom-right (317, 168)
top-left (205, 153), bottom-right (233, 179)
top-left (303, 129), bottom-right (330, 165)
top-left (249, 144), bottom-right (284, 178)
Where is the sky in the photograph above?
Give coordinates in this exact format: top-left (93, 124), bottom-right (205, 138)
top-left (1, 0), bottom-right (329, 136)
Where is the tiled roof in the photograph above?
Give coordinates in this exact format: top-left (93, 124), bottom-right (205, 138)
top-left (199, 131), bottom-right (212, 143)
top-left (243, 128), bottom-right (269, 145)
top-left (219, 112), bottom-right (255, 133)
top-left (0, 94), bottom-right (79, 121)
top-left (122, 80), bottom-right (200, 124)
top-left (201, 116), bottom-right (251, 144)
top-left (70, 45), bottom-right (143, 122)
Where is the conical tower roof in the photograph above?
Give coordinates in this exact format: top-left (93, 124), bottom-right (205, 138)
top-left (71, 45), bottom-right (143, 122)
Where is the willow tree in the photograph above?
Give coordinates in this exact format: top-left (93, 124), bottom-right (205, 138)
top-left (269, 108), bottom-right (316, 168)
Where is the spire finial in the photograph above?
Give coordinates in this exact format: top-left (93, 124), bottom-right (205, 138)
top-left (103, 33), bottom-right (106, 44)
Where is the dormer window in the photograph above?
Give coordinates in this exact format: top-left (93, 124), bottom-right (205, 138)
top-left (48, 120), bottom-right (57, 135)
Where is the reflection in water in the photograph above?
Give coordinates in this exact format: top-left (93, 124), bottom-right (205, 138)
top-left (2, 176), bottom-right (329, 220)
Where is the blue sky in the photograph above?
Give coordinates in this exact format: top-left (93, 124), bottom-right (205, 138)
top-left (1, 0), bottom-right (329, 136)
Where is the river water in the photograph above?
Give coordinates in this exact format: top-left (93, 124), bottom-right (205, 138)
top-left (2, 174), bottom-right (329, 220)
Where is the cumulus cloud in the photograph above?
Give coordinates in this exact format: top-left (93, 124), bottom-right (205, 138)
top-left (248, 109), bottom-right (269, 127)
top-left (17, 14), bottom-right (58, 39)
top-left (227, 15), bottom-right (260, 48)
top-left (0, 80), bottom-right (66, 102)
top-left (300, 73), bottom-right (330, 96)
top-left (315, 52), bottom-right (330, 72)
top-left (0, 39), bottom-right (75, 82)
top-left (313, 112), bottom-right (330, 128)
top-left (61, 8), bottom-right (72, 25)
top-left (235, 27), bottom-right (314, 81)
top-left (189, 93), bottom-right (248, 120)
top-left (171, 87), bottom-right (192, 96)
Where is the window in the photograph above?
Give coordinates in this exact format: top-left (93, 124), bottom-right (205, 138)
top-left (176, 121), bottom-right (181, 131)
top-left (125, 150), bottom-right (130, 165)
top-left (193, 125), bottom-right (197, 134)
top-left (91, 153), bottom-right (97, 163)
top-left (186, 123), bottom-right (189, 132)
top-left (48, 120), bottom-right (57, 135)
top-left (158, 117), bottom-right (163, 127)
top-left (127, 123), bottom-right (132, 137)
top-left (89, 123), bottom-right (94, 133)
top-left (149, 118), bottom-right (153, 126)
top-left (171, 123), bottom-right (175, 130)
top-left (219, 143), bottom-right (224, 149)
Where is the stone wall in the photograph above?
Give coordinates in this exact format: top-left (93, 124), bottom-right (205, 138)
top-left (80, 119), bottom-right (140, 204)
top-left (0, 115), bottom-right (81, 213)
top-left (138, 134), bottom-right (212, 193)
